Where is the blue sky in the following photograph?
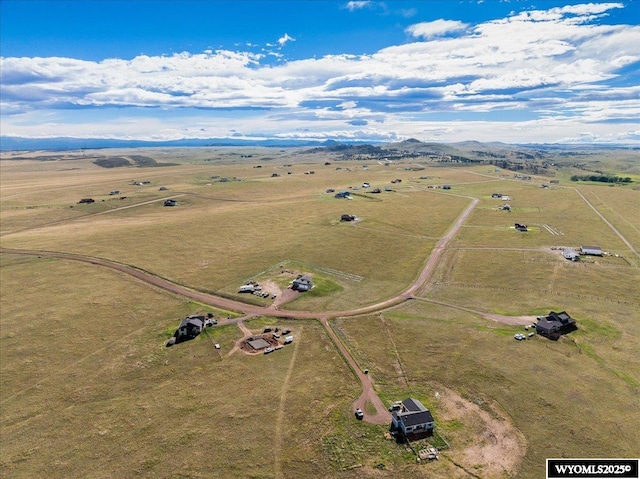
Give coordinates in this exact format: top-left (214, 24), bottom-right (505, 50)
top-left (1, 0), bottom-right (639, 143)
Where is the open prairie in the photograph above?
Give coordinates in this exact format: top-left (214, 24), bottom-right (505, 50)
top-left (1, 146), bottom-right (639, 478)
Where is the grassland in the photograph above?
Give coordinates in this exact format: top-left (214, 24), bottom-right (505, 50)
top-left (1, 147), bottom-right (639, 478)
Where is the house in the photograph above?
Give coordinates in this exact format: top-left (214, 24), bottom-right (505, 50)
top-left (491, 193), bottom-right (502, 198)
top-left (535, 311), bottom-right (577, 340)
top-left (341, 214), bottom-right (356, 222)
top-left (166, 315), bottom-right (204, 347)
top-left (442, 185), bottom-right (451, 190)
top-left (292, 275), bottom-right (313, 292)
top-left (390, 398), bottom-right (435, 440)
top-left (238, 284), bottom-right (255, 293)
top-left (78, 198), bottom-right (95, 204)
top-left (334, 191), bottom-right (350, 199)
top-left (563, 248), bottom-right (580, 261)
top-left (163, 199), bottom-right (177, 207)
top-left (515, 223), bottom-right (528, 232)
top-left (580, 246), bottom-right (602, 256)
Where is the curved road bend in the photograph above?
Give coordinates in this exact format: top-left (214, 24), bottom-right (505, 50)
top-left (0, 197), bottom-right (478, 424)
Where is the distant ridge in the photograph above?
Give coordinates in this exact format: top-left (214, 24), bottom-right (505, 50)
top-left (2, 135), bottom-right (636, 153)
top-left (0, 136), bottom-right (384, 152)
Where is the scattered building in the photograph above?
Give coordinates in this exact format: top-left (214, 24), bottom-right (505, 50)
top-left (390, 398), bottom-right (435, 440)
top-left (334, 191), bottom-right (350, 199)
top-left (550, 179), bottom-right (560, 184)
top-left (442, 185), bottom-right (451, 190)
top-left (292, 275), bottom-right (313, 292)
top-left (166, 315), bottom-right (204, 347)
top-left (563, 248), bottom-right (580, 261)
top-left (491, 193), bottom-right (502, 198)
top-left (163, 199), bottom-right (177, 207)
top-left (238, 284), bottom-right (256, 293)
top-left (159, 186), bottom-right (168, 191)
top-left (535, 311), bottom-right (577, 340)
top-left (109, 190), bottom-right (120, 195)
top-left (326, 188), bottom-right (335, 193)
top-left (515, 223), bottom-right (528, 232)
top-left (341, 214), bottom-right (356, 222)
top-left (580, 245), bottom-right (602, 256)
top-left (78, 198), bottom-right (95, 204)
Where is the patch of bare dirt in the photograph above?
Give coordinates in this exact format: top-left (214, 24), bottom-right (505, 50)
top-left (436, 386), bottom-right (526, 478)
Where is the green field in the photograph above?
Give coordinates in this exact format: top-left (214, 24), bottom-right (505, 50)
top-left (1, 147), bottom-right (639, 478)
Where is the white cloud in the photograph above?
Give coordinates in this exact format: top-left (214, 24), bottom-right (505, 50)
top-left (344, 1), bottom-right (370, 12)
top-left (1, 2), bottom-right (638, 144)
top-left (406, 20), bottom-right (468, 39)
top-left (278, 33), bottom-right (295, 46)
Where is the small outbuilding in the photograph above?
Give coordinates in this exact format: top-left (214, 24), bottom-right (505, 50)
top-left (78, 198), bottom-right (95, 204)
top-left (442, 185), bottom-right (451, 190)
top-left (164, 199), bottom-right (177, 207)
top-left (580, 246), bottom-right (602, 256)
top-left (341, 214), bottom-right (356, 222)
top-left (515, 223), bottom-right (528, 232)
top-left (334, 191), bottom-right (350, 199)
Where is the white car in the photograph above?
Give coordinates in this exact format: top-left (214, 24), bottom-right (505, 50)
top-left (355, 408), bottom-right (364, 419)
top-left (514, 333), bottom-right (526, 341)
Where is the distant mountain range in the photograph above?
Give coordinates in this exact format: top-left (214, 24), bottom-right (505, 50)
top-left (0, 136), bottom-right (361, 151)
top-left (1, 136), bottom-right (636, 153)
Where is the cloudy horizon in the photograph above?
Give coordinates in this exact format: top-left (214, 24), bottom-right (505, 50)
top-left (1, 1), bottom-right (639, 144)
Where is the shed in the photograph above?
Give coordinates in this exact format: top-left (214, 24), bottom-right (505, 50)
top-left (247, 338), bottom-right (270, 350)
top-left (341, 214), bottom-right (356, 222)
top-left (78, 198), bottom-right (95, 204)
top-left (238, 284), bottom-right (255, 293)
top-left (580, 246), bottom-right (602, 256)
top-left (442, 185), bottom-right (451, 190)
top-left (164, 199), bottom-right (177, 207)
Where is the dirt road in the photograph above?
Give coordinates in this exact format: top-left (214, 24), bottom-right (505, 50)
top-left (0, 196), bottom-right (481, 425)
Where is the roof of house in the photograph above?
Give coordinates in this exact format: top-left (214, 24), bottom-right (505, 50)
top-left (179, 316), bottom-right (204, 329)
top-left (392, 398), bottom-right (434, 428)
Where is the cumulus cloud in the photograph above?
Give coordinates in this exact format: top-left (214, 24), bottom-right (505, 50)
top-left (406, 19), bottom-right (468, 39)
top-left (1, 2), bottom-right (638, 143)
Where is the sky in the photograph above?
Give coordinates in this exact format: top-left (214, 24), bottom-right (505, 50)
top-left (1, 0), bottom-right (639, 144)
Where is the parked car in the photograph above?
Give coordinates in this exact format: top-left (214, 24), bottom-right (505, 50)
top-left (355, 408), bottom-right (364, 420)
top-left (514, 333), bottom-right (526, 341)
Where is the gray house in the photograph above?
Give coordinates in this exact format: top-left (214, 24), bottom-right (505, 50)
top-left (390, 398), bottom-right (434, 440)
top-left (563, 248), bottom-right (580, 261)
top-left (166, 315), bottom-right (204, 347)
top-left (292, 275), bottom-right (313, 292)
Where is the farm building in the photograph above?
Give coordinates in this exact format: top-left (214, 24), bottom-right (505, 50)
top-left (563, 249), bottom-right (580, 261)
top-left (535, 311), bottom-right (577, 340)
top-left (515, 223), bottom-right (528, 232)
top-left (166, 315), bottom-right (204, 347)
top-left (292, 275), bottom-right (313, 292)
top-left (163, 199), bottom-right (177, 207)
top-left (334, 191), bottom-right (350, 199)
top-left (580, 246), bottom-right (602, 256)
top-left (78, 198), bottom-right (95, 204)
top-left (341, 214), bottom-right (356, 222)
top-left (442, 185), bottom-right (451, 190)
top-left (390, 398), bottom-right (435, 440)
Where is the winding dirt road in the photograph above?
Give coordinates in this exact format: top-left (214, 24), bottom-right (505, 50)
top-left (0, 196), bottom-right (494, 424)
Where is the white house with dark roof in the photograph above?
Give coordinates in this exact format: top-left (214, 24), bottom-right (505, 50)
top-left (390, 398), bottom-right (435, 438)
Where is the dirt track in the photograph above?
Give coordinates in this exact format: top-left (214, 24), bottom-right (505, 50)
top-left (0, 195), bottom-right (531, 425)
